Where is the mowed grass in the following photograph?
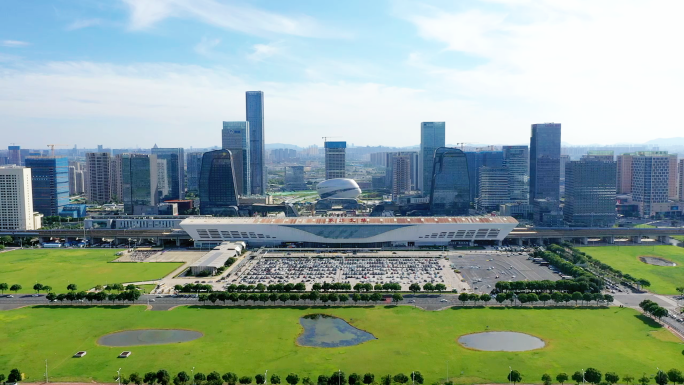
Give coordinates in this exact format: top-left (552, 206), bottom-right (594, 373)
top-left (0, 249), bottom-right (181, 293)
top-left (0, 306), bottom-right (682, 384)
top-left (578, 245), bottom-right (684, 294)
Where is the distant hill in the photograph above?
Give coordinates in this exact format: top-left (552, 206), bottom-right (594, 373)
top-left (645, 137), bottom-right (684, 146)
top-left (265, 143), bottom-right (301, 150)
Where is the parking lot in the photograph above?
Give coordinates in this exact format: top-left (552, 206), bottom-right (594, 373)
top-left (449, 249), bottom-right (560, 293)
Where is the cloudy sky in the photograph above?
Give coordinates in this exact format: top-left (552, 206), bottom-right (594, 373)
top-left (1, 0), bottom-right (683, 149)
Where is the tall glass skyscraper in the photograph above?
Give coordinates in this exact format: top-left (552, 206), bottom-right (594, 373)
top-left (121, 154), bottom-right (158, 215)
top-left (150, 147), bottom-right (185, 200)
top-left (564, 157), bottom-right (617, 227)
top-left (186, 152), bottom-right (204, 193)
top-left (529, 123), bottom-right (561, 201)
top-left (503, 145), bottom-right (529, 203)
top-left (465, 151), bottom-right (504, 204)
top-left (324, 141), bottom-right (346, 179)
top-left (429, 147), bottom-right (470, 215)
top-left (24, 157), bottom-right (69, 216)
top-left (246, 91), bottom-right (265, 195)
top-left (420, 122), bottom-right (445, 193)
top-left (222, 121), bottom-right (251, 196)
top-left (200, 150), bottom-right (239, 216)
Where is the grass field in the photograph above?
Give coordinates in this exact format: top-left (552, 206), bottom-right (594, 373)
top-left (578, 245), bottom-right (684, 295)
top-left (0, 249), bottom-right (182, 293)
top-left (0, 306), bottom-right (681, 384)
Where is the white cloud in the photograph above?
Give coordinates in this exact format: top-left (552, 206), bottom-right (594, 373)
top-left (1, 40), bottom-right (30, 47)
top-left (194, 37), bottom-right (222, 56)
top-left (120, 0), bottom-right (341, 38)
top-left (66, 18), bottom-right (102, 30)
top-left (246, 43), bottom-right (282, 61)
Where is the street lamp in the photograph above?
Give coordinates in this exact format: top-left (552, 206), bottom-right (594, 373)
top-left (266, 370), bottom-right (268, 385)
top-left (45, 359), bottom-right (48, 383)
top-left (582, 369), bottom-right (585, 385)
top-left (117, 368), bottom-right (122, 385)
top-left (192, 367), bottom-right (195, 385)
top-left (509, 367), bottom-right (512, 385)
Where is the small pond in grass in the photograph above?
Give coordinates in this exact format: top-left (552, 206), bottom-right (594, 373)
top-left (458, 331), bottom-right (545, 351)
top-left (298, 314), bottom-right (376, 347)
top-left (98, 329), bottom-right (203, 347)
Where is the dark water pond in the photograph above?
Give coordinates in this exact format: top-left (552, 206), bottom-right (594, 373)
top-left (298, 314), bottom-right (376, 347)
top-left (98, 329), bottom-right (203, 347)
top-left (458, 331), bottom-right (545, 351)
top-left (639, 256), bottom-right (676, 267)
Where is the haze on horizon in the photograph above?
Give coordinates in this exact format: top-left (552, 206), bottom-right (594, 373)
top-left (1, 0), bottom-right (683, 149)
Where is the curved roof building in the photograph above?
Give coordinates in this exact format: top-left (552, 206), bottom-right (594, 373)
top-left (316, 178), bottom-right (362, 199)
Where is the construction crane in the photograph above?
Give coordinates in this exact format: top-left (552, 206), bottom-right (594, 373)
top-left (322, 136), bottom-right (340, 143)
top-left (46, 144), bottom-right (69, 156)
top-left (456, 142), bottom-right (471, 151)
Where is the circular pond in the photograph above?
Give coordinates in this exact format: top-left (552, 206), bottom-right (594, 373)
top-left (458, 331), bottom-right (545, 351)
top-left (639, 256), bottom-right (676, 267)
top-left (98, 329), bottom-right (203, 347)
top-left (298, 314), bottom-right (376, 348)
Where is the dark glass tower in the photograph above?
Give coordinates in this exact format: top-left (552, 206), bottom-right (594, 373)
top-left (564, 157), bottom-right (617, 227)
top-left (429, 147), bottom-right (470, 215)
top-left (24, 157), bottom-right (69, 216)
top-left (529, 123), bottom-right (561, 201)
top-left (200, 150), bottom-right (239, 216)
top-left (121, 154), bottom-right (158, 215)
top-left (464, 151), bottom-right (504, 204)
top-left (502, 145), bottom-right (529, 203)
top-left (150, 147), bottom-right (185, 200)
top-left (246, 91), bottom-right (265, 195)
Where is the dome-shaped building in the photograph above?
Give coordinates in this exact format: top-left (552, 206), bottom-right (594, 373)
top-left (316, 178), bottom-right (362, 199)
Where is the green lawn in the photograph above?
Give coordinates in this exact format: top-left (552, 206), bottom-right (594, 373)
top-left (0, 306), bottom-right (681, 384)
top-left (578, 245), bottom-right (684, 294)
top-left (0, 249), bottom-right (182, 293)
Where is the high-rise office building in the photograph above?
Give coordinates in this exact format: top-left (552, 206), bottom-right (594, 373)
top-left (285, 166), bottom-right (307, 191)
top-left (8, 146), bottom-right (21, 166)
top-left (559, 154), bottom-right (570, 198)
top-left (476, 167), bottom-right (510, 212)
top-left (0, 165), bottom-right (39, 230)
top-left (110, 155), bottom-right (123, 202)
top-left (25, 157), bottom-right (69, 216)
top-left (246, 91), bottom-right (266, 195)
top-left (502, 145), bottom-right (529, 203)
top-left (529, 123), bottom-right (561, 201)
top-left (270, 148), bottom-right (297, 162)
top-left (465, 151), bottom-right (504, 204)
top-left (384, 152), bottom-right (418, 191)
top-left (680, 159), bottom-right (684, 202)
top-left (200, 150), bottom-right (239, 215)
top-left (222, 121), bottom-right (251, 196)
top-left (564, 157), bottom-right (617, 227)
top-left (151, 147), bottom-right (185, 200)
top-left (86, 152), bottom-right (112, 204)
top-left (121, 154), bottom-right (158, 215)
top-left (391, 154), bottom-right (412, 197)
top-left (429, 147), bottom-right (470, 215)
top-left (186, 152), bottom-right (204, 193)
top-left (616, 153), bottom-right (633, 194)
top-left (632, 152), bottom-right (671, 218)
top-left (419, 122), bottom-right (446, 193)
top-left (324, 141), bottom-right (346, 179)
top-left (157, 158), bottom-right (169, 199)
top-left (668, 154), bottom-right (678, 200)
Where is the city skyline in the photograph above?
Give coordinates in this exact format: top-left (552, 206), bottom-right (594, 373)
top-left (2, 1), bottom-right (684, 148)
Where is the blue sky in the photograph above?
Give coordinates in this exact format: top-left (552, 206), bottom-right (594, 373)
top-left (1, 0), bottom-right (683, 149)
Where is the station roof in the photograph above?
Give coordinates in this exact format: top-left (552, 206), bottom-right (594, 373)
top-left (181, 216), bottom-right (518, 226)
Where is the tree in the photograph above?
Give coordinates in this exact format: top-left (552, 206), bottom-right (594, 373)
top-left (572, 372), bottom-right (584, 385)
top-left (0, 374), bottom-right (5, 384)
top-left (0, 235), bottom-right (12, 245)
top-left (239, 377), bottom-right (253, 385)
top-left (656, 371), bottom-right (669, 385)
top-left (392, 292), bottom-right (403, 304)
top-left (8, 369), bottom-right (22, 383)
top-left (286, 374), bottom-right (300, 385)
top-left (348, 374), bottom-right (359, 385)
top-left (639, 374), bottom-right (651, 385)
top-left (381, 375), bottom-right (392, 385)
top-left (605, 373), bottom-right (620, 385)
top-left (255, 374), bottom-right (265, 384)
top-left (409, 284), bottom-right (421, 294)
top-left (667, 369), bottom-right (683, 385)
top-left (339, 293), bottom-right (349, 304)
top-left (223, 373), bottom-right (238, 385)
top-left (393, 374), bottom-right (408, 384)
top-left (195, 373), bottom-right (207, 385)
top-left (480, 294), bottom-right (492, 306)
top-left (144, 372), bottom-right (158, 385)
top-left (46, 292), bottom-right (57, 302)
top-left (557, 373), bottom-right (569, 385)
top-left (362, 374), bottom-right (374, 385)
top-left (317, 376), bottom-right (330, 385)
top-left (0, 282), bottom-right (7, 294)
top-left (271, 374), bottom-right (281, 385)
top-left (412, 372), bottom-right (424, 385)
top-left (207, 372), bottom-right (222, 385)
top-left (330, 371), bottom-right (346, 385)
top-left (624, 376), bottom-right (635, 385)
top-left (10, 284), bottom-right (21, 293)
top-left (572, 292), bottom-right (583, 306)
top-left (539, 293), bottom-right (551, 305)
top-left (458, 292), bottom-right (470, 304)
top-left (435, 283), bottom-right (446, 293)
top-left (130, 373), bottom-right (143, 385)
top-left (157, 370), bottom-right (171, 385)
top-left (67, 283), bottom-right (78, 291)
top-left (585, 368), bottom-right (602, 384)
top-left (508, 370), bottom-right (522, 385)
top-left (370, 293), bottom-right (382, 303)
top-left (542, 374), bottom-right (552, 385)
top-left (582, 292), bottom-right (593, 305)
top-left (423, 283), bottom-right (434, 292)
top-left (33, 283), bottom-right (44, 293)
top-left (302, 378), bottom-right (312, 385)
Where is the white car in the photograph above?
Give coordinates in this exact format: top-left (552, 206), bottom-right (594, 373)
top-left (440, 299), bottom-right (448, 302)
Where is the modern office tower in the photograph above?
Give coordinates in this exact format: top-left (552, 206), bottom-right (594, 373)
top-left (564, 157), bottom-right (617, 227)
top-left (391, 154), bottom-right (412, 197)
top-left (200, 149), bottom-right (239, 215)
top-left (74, 169), bottom-right (85, 195)
top-left (110, 155), bottom-right (123, 202)
top-left (559, 155), bottom-right (570, 197)
top-left (285, 166), bottom-right (307, 191)
top-left (476, 167), bottom-right (510, 212)
top-left (419, 122), bottom-right (446, 193)
top-left (632, 152), bottom-right (670, 218)
top-left (24, 157), bottom-right (69, 216)
top-left (503, 145), bottom-right (529, 203)
top-left (679, 159), bottom-right (684, 202)
top-left (465, 151), bottom-right (504, 204)
top-left (0, 165), bottom-right (38, 230)
top-left (97, 145), bottom-right (103, 152)
top-left (68, 166), bottom-right (77, 195)
top-left (384, 152), bottom-right (418, 191)
top-left (370, 152), bottom-right (387, 167)
top-left (246, 91), bottom-right (266, 195)
top-left (616, 153), bottom-right (633, 194)
top-left (529, 123), bottom-right (561, 201)
top-left (157, 158), bottom-right (169, 199)
top-left (222, 121), bottom-right (251, 196)
top-left (429, 147), bottom-right (470, 215)
top-left (324, 141), bottom-right (347, 179)
top-left (668, 154), bottom-right (678, 200)
top-left (151, 147), bottom-right (185, 200)
top-left (121, 154), bottom-right (158, 215)
top-left (270, 148), bottom-right (297, 162)
top-left (8, 146), bottom-right (21, 165)
top-left (186, 152), bottom-right (204, 193)
top-left (86, 152), bottom-right (112, 204)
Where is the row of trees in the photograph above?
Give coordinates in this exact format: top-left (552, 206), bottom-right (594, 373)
top-left (453, 292), bottom-right (613, 307)
top-left (639, 299), bottom-right (670, 320)
top-left (494, 278), bottom-right (597, 295)
top-left (0, 282), bottom-right (142, 295)
top-left (531, 368), bottom-right (684, 385)
top-left (0, 283), bottom-right (24, 294)
top-left (407, 283), bottom-right (449, 294)
top-left (45, 289), bottom-right (142, 304)
top-left (117, 370), bottom-right (422, 385)
top-left (198, 291), bottom-right (404, 306)
top-left (0, 369), bottom-right (22, 384)
top-left (178, 282), bottom-right (441, 295)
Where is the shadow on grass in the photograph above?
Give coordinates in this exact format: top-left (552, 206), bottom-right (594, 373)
top-left (634, 313), bottom-right (664, 328)
top-left (449, 305), bottom-right (611, 311)
top-left (185, 305), bottom-right (378, 310)
top-left (32, 305), bottom-right (132, 310)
